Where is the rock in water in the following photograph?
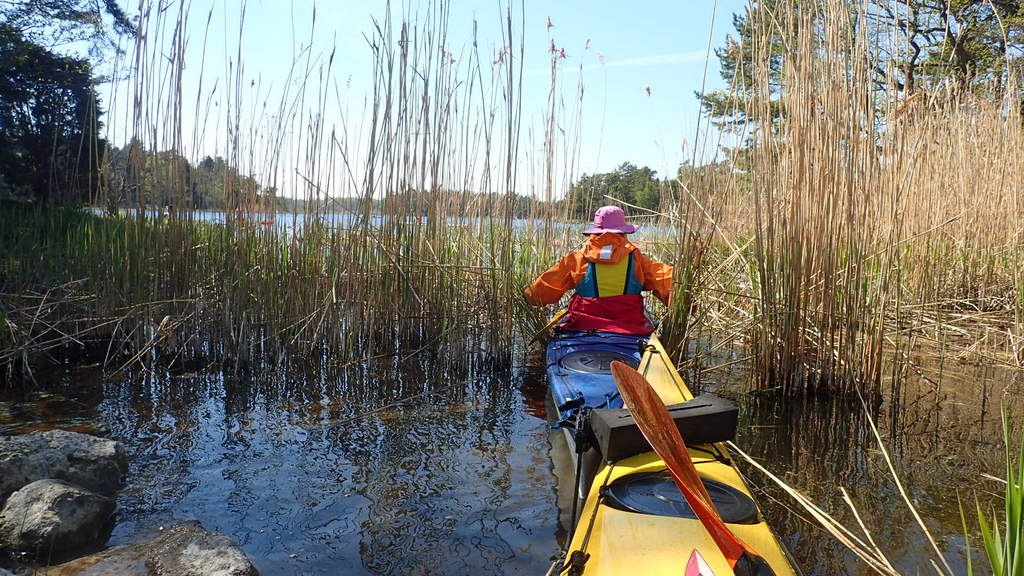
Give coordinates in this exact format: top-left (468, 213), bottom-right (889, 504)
top-left (0, 430), bottom-right (128, 500)
top-left (146, 522), bottom-right (258, 576)
top-left (0, 479), bottom-right (115, 554)
top-left (43, 521), bottom-right (259, 576)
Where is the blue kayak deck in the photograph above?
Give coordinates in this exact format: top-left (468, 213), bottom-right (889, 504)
top-left (546, 331), bottom-right (648, 425)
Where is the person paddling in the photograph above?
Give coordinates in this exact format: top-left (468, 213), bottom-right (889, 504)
top-left (524, 205), bottom-right (673, 336)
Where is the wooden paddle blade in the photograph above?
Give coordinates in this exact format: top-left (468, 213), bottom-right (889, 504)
top-left (610, 361), bottom-right (713, 507)
top-left (610, 361), bottom-right (775, 576)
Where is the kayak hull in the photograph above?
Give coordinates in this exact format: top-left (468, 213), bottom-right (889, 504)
top-left (545, 329), bottom-right (798, 576)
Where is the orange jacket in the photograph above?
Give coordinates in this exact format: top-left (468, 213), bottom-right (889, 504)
top-left (524, 232), bottom-right (673, 306)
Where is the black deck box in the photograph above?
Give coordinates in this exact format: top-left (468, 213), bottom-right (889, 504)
top-left (589, 394), bottom-right (739, 462)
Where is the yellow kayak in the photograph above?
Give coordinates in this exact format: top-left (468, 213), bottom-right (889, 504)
top-left (545, 330), bottom-right (798, 576)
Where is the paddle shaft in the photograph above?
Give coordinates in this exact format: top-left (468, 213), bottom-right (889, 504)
top-left (527, 309), bottom-right (566, 346)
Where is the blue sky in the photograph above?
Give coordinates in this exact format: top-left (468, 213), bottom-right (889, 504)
top-left (104, 0), bottom-right (747, 195)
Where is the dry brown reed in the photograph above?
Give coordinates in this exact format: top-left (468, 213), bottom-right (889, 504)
top-left (671, 0), bottom-right (1024, 396)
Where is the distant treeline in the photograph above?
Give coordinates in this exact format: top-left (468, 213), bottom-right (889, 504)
top-left (563, 161), bottom-right (722, 219)
top-left (100, 140), bottom-right (703, 218)
top-left (100, 141), bottom-right (277, 212)
top-left (10, 109), bottom-right (697, 218)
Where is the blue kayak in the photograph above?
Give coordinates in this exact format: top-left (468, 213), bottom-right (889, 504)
top-left (546, 330), bottom-right (647, 428)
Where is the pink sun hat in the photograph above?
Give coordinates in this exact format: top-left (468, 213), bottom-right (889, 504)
top-left (583, 205), bottom-right (638, 234)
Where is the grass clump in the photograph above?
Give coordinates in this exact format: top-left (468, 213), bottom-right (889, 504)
top-left (970, 414), bottom-right (1024, 576)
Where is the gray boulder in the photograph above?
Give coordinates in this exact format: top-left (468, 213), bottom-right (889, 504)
top-left (0, 430), bottom-right (127, 500)
top-left (0, 479), bottom-right (115, 554)
top-left (146, 521), bottom-right (258, 576)
top-left (42, 521), bottom-right (258, 576)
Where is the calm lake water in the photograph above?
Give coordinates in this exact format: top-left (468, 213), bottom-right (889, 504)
top-left (92, 208), bottom-right (673, 240)
top-left (1, 340), bottom-right (1020, 574)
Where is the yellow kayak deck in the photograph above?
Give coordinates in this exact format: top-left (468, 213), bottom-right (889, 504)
top-left (562, 334), bottom-right (798, 576)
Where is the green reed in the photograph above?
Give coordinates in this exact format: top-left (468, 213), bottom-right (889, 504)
top-left (968, 415), bottom-right (1024, 576)
top-left (0, 203), bottom-right (570, 378)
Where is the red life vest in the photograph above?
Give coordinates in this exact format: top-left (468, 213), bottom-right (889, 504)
top-left (561, 252), bottom-right (655, 335)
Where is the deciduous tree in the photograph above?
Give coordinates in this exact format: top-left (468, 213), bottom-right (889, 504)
top-left (0, 24), bottom-right (103, 204)
top-left (1, 0), bottom-right (134, 56)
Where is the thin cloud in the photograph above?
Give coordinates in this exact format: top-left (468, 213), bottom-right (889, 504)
top-left (526, 50), bottom-right (709, 76)
top-left (584, 50), bottom-right (708, 71)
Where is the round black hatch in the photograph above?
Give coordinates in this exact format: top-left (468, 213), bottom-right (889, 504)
top-left (601, 470), bottom-right (759, 524)
top-left (559, 350), bottom-right (639, 374)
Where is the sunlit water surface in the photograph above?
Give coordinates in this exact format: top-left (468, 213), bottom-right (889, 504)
top-left (1, 342), bottom-right (1021, 575)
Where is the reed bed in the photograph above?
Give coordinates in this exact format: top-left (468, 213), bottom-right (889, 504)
top-left (0, 206), bottom-right (574, 380)
top-left (0, 0), bottom-right (584, 382)
top-left (3, 0), bottom-right (1024, 402)
top-left (662, 0), bottom-right (1024, 397)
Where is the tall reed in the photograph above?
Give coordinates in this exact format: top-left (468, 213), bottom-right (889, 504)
top-left (0, 0), bottom-right (585, 380)
top-left (691, 0), bottom-right (1024, 396)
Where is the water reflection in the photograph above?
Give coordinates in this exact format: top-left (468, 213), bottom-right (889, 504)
top-left (2, 342), bottom-right (1022, 575)
top-left (1, 354), bottom-right (560, 575)
top-left (698, 353), bottom-right (1024, 575)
